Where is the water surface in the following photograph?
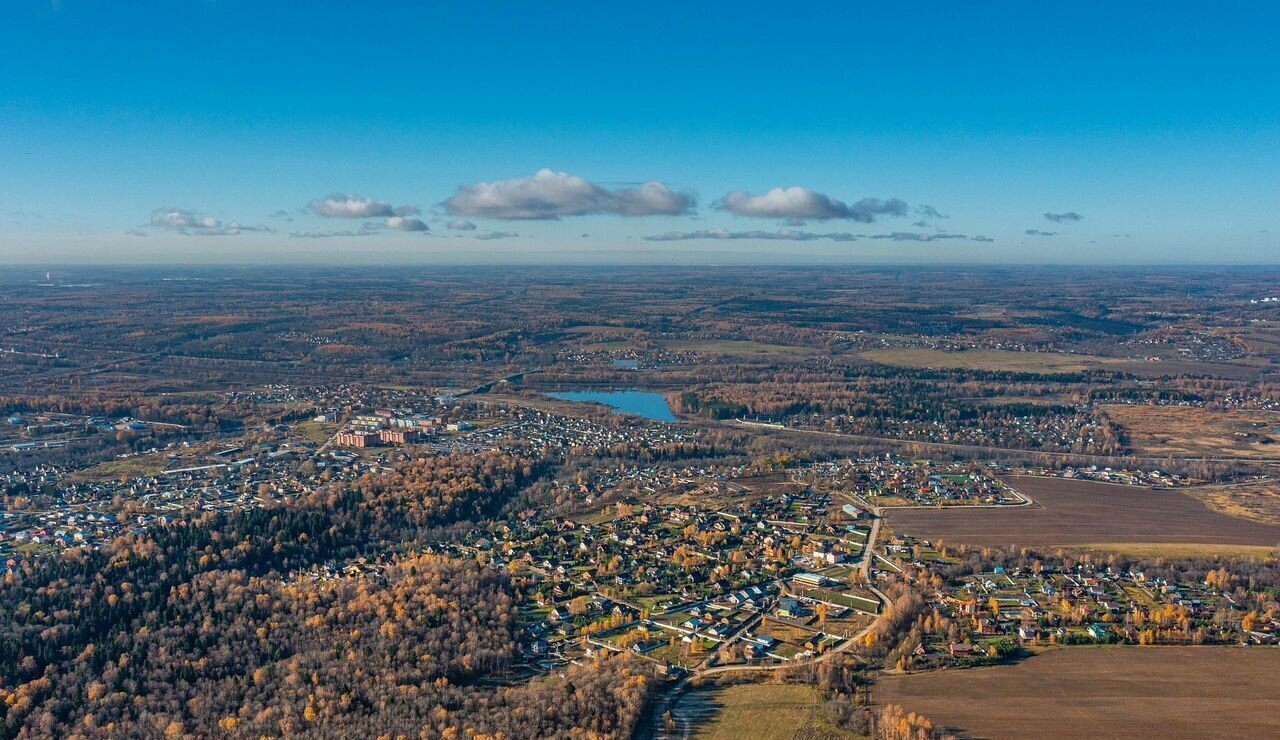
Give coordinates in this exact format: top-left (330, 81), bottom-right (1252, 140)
top-left (549, 390), bottom-right (677, 422)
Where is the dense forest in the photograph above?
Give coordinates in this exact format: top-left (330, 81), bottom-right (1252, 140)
top-left (0, 449), bottom-right (656, 738)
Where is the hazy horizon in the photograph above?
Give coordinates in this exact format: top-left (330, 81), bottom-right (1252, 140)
top-left (4, 1), bottom-right (1278, 265)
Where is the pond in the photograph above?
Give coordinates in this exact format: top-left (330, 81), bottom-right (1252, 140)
top-left (548, 390), bottom-right (677, 422)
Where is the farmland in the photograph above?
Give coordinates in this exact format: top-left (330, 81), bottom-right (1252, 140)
top-left (1187, 481), bottom-right (1280, 525)
top-left (859, 348), bottom-right (1132, 374)
top-left (662, 339), bottom-right (818, 357)
top-left (874, 647), bottom-right (1280, 740)
top-left (1102, 405), bottom-right (1280, 460)
top-left (662, 684), bottom-right (861, 740)
top-left (860, 348), bottom-right (1264, 380)
top-left (885, 476), bottom-right (1280, 547)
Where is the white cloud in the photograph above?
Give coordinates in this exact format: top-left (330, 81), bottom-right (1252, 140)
top-left (715, 187), bottom-right (907, 222)
top-left (716, 187), bottom-right (849, 220)
top-left (383, 215), bottom-right (429, 232)
top-left (474, 230), bottom-right (520, 240)
top-left (442, 169), bottom-right (694, 220)
top-left (446, 218), bottom-right (477, 230)
top-left (147, 208), bottom-right (270, 236)
top-left (308, 193), bottom-right (396, 218)
top-left (151, 207), bottom-right (221, 231)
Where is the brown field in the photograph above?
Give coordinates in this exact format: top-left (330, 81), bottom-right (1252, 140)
top-left (860, 348), bottom-right (1132, 373)
top-left (663, 339), bottom-right (817, 357)
top-left (1115, 359), bottom-right (1265, 380)
top-left (860, 348), bottom-right (1261, 379)
top-left (821, 613), bottom-right (876, 638)
top-left (662, 472), bottom-right (805, 508)
top-left (874, 647), bottom-right (1280, 740)
top-left (1187, 481), bottom-right (1280, 525)
top-left (758, 617), bottom-right (822, 644)
top-left (1103, 404), bottom-right (1280, 459)
top-left (1079, 542), bottom-right (1277, 558)
top-left (1240, 323), bottom-right (1280, 353)
top-left (726, 472), bottom-right (807, 496)
top-left (668, 683), bottom-right (859, 740)
top-left (68, 454), bottom-right (169, 482)
top-left (885, 476), bottom-right (1280, 547)
top-left (294, 419), bottom-right (339, 444)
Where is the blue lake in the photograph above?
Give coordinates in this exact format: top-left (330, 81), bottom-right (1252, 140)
top-left (548, 390), bottom-right (677, 422)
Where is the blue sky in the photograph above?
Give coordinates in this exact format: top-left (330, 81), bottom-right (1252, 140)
top-left (2, 0), bottom-right (1278, 264)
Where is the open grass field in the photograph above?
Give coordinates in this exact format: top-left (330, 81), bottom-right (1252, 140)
top-left (1239, 322), bottom-right (1280, 353)
top-left (1117, 359), bottom-right (1267, 380)
top-left (294, 419), bottom-right (338, 444)
top-left (663, 339), bottom-right (818, 357)
top-left (758, 618), bottom-right (822, 644)
top-left (665, 683), bottom-right (861, 740)
top-left (860, 348), bottom-right (1265, 380)
top-left (1102, 404), bottom-right (1280, 459)
top-left (67, 454), bottom-right (169, 482)
top-left (1186, 481), bottom-right (1280, 525)
top-left (655, 471), bottom-right (793, 506)
top-left (800, 588), bottom-right (880, 613)
top-left (885, 476), bottom-right (1280, 548)
top-left (874, 647), bottom-right (1280, 740)
top-left (859, 348), bottom-right (1133, 373)
top-left (823, 615), bottom-right (875, 638)
top-left (729, 471), bottom-right (806, 492)
top-left (661, 472), bottom-right (806, 508)
top-left (1078, 542), bottom-right (1278, 558)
